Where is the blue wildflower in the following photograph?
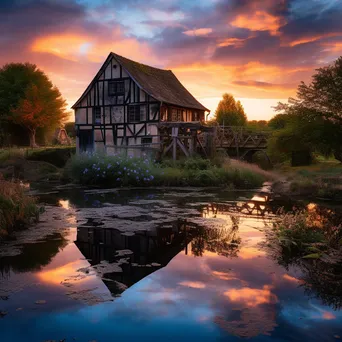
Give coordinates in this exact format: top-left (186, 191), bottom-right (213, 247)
top-left (116, 178), bottom-right (121, 181)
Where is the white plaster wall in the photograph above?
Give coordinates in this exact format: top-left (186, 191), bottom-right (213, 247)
top-left (104, 62), bottom-right (111, 79)
top-left (75, 108), bottom-right (87, 124)
top-left (112, 106), bottom-right (124, 123)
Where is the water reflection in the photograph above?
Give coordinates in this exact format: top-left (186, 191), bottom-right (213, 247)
top-left (0, 232), bottom-right (68, 277)
top-left (0, 188), bottom-right (341, 341)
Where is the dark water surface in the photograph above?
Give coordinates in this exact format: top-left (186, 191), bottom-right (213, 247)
top-left (0, 186), bottom-right (341, 341)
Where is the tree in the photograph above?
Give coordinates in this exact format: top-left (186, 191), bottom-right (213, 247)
top-left (215, 93), bottom-right (247, 126)
top-left (0, 63), bottom-right (68, 147)
top-left (273, 56), bottom-right (342, 162)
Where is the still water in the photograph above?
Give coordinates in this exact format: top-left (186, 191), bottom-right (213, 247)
top-left (0, 187), bottom-right (341, 341)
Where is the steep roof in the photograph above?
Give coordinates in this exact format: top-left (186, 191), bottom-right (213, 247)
top-left (72, 52), bottom-right (209, 112)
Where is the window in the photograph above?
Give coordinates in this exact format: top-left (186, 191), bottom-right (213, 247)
top-left (171, 108), bottom-right (177, 121)
top-left (93, 107), bottom-right (101, 124)
top-left (141, 137), bottom-right (152, 145)
top-left (128, 105), bottom-right (146, 122)
top-left (171, 108), bottom-right (183, 121)
top-left (108, 81), bottom-right (125, 96)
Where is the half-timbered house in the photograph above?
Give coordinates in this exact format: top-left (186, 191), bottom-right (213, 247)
top-left (72, 52), bottom-right (209, 155)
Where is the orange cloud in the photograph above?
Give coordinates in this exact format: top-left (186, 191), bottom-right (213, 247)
top-left (231, 11), bottom-right (286, 36)
top-left (323, 42), bottom-right (342, 52)
top-left (179, 281), bottom-right (206, 289)
top-left (183, 28), bottom-right (213, 36)
top-left (224, 285), bottom-right (278, 307)
top-left (217, 38), bottom-right (247, 48)
top-left (31, 34), bottom-right (89, 61)
top-left (31, 29), bottom-right (157, 64)
top-left (284, 33), bottom-right (342, 47)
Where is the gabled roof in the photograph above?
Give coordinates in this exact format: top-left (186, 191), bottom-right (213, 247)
top-left (72, 52), bottom-right (209, 112)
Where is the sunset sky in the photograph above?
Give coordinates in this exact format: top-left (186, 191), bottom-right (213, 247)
top-left (1, 0), bottom-right (342, 121)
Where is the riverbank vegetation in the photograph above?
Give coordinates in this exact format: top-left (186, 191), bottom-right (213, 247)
top-left (0, 176), bottom-right (40, 239)
top-left (266, 204), bottom-right (342, 308)
top-left (65, 153), bottom-right (267, 188)
top-left (269, 204), bottom-right (342, 263)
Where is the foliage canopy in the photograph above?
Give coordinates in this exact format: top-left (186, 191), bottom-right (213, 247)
top-left (215, 93), bottom-right (247, 126)
top-left (270, 56), bottom-right (342, 162)
top-left (0, 63), bottom-right (68, 147)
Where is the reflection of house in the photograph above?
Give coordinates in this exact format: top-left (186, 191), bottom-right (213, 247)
top-left (75, 222), bottom-right (190, 295)
top-left (72, 52), bottom-right (209, 154)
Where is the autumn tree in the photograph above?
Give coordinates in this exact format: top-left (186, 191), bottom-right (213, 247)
top-left (215, 93), bottom-right (247, 126)
top-left (0, 63), bottom-right (68, 147)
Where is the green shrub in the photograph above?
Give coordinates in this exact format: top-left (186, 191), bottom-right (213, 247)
top-left (66, 153), bottom-right (266, 188)
top-left (65, 153), bottom-right (160, 187)
top-left (27, 147), bottom-right (76, 167)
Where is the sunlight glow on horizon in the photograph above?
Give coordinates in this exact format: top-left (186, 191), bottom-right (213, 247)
top-left (200, 97), bottom-right (286, 121)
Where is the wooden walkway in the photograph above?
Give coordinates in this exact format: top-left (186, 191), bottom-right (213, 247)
top-left (158, 122), bottom-right (269, 160)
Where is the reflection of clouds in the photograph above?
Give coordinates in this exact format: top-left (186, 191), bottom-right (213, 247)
top-left (59, 199), bottom-right (70, 209)
top-left (214, 307), bottom-right (278, 338)
top-left (224, 285), bottom-right (278, 307)
top-left (322, 311), bottom-right (336, 320)
top-left (37, 259), bottom-right (90, 285)
top-left (238, 246), bottom-right (265, 260)
top-left (179, 281), bottom-right (206, 289)
top-left (212, 271), bottom-right (237, 281)
top-left (283, 274), bottom-right (302, 284)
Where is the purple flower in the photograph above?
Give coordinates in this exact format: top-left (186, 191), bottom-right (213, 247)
top-left (116, 178), bottom-right (121, 181)
top-left (107, 164), bottom-right (112, 169)
top-left (123, 167), bottom-right (127, 171)
top-left (136, 176), bottom-right (139, 180)
top-left (150, 175), bottom-right (154, 180)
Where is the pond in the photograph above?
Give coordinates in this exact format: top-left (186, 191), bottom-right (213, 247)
top-left (0, 186), bottom-right (341, 341)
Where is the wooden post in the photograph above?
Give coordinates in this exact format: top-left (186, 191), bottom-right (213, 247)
top-left (172, 127), bottom-right (179, 161)
top-left (189, 131), bottom-right (196, 156)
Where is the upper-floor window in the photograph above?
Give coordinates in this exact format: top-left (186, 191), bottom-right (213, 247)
top-left (128, 105), bottom-right (146, 122)
top-left (93, 107), bottom-right (101, 124)
top-left (108, 81), bottom-right (125, 96)
top-left (171, 108), bottom-right (182, 121)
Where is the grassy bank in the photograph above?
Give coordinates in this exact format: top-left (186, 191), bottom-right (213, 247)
top-left (65, 154), bottom-right (267, 189)
top-left (272, 159), bottom-right (342, 200)
top-left (0, 146), bottom-right (75, 182)
top-left (0, 176), bottom-right (41, 239)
